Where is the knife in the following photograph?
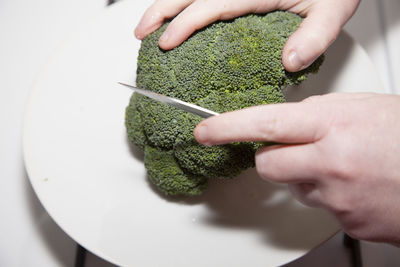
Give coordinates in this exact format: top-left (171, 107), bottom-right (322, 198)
top-left (119, 82), bottom-right (219, 118)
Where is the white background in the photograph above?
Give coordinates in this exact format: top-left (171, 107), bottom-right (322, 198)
top-left (0, 0), bottom-right (399, 266)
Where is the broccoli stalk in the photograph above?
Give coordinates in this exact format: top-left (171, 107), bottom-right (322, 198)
top-left (126, 11), bottom-right (324, 196)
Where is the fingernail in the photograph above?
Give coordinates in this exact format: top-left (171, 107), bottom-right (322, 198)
top-left (288, 50), bottom-right (303, 70)
top-left (134, 29), bottom-right (143, 40)
top-left (195, 124), bottom-right (210, 145)
top-left (159, 31), bottom-right (169, 43)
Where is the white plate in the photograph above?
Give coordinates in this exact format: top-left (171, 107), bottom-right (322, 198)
top-left (23, 1), bottom-right (384, 266)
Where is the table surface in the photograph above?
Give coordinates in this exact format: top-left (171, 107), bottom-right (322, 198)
top-left (1, 0), bottom-right (399, 266)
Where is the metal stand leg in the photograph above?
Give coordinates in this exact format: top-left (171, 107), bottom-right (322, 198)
top-left (74, 244), bottom-right (87, 267)
top-left (343, 233), bottom-right (363, 267)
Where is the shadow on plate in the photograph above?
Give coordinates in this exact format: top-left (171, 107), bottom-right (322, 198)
top-left (23, 168), bottom-right (77, 266)
top-left (284, 31), bottom-right (353, 102)
top-left (156, 168), bottom-right (338, 251)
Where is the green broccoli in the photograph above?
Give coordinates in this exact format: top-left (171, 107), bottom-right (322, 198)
top-left (126, 11), bottom-right (324, 196)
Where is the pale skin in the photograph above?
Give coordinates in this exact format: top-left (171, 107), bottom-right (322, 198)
top-left (135, 0), bottom-right (400, 245)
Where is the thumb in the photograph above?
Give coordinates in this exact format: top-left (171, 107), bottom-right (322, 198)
top-left (282, 0), bottom-right (359, 72)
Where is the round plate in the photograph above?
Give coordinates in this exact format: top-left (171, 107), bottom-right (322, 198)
top-left (23, 1), bottom-right (384, 266)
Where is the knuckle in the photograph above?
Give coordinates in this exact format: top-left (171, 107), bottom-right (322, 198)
top-left (255, 116), bottom-right (281, 140)
top-left (323, 192), bottom-right (352, 215)
top-left (289, 183), bottom-right (322, 207)
top-left (322, 149), bottom-right (362, 184)
top-left (319, 183), bottom-right (359, 220)
top-left (300, 26), bottom-right (337, 57)
top-left (324, 162), bottom-right (352, 182)
top-left (218, 0), bottom-right (232, 19)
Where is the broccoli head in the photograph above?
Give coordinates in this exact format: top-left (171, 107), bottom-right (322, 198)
top-left (126, 11), bottom-right (324, 196)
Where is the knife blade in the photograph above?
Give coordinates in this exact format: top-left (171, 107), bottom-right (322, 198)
top-left (119, 82), bottom-right (219, 118)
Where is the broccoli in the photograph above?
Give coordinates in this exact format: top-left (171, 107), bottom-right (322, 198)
top-left (125, 11), bottom-right (324, 196)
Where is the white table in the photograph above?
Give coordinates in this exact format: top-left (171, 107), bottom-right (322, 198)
top-left (0, 0), bottom-right (399, 266)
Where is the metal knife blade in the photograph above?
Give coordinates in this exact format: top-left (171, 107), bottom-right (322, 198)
top-left (119, 82), bottom-right (219, 118)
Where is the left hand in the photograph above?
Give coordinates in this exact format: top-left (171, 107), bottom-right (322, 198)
top-left (134, 0), bottom-right (360, 72)
top-left (194, 92), bottom-right (400, 245)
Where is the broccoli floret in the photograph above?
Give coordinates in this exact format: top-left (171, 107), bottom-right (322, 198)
top-left (126, 11), bottom-right (324, 196)
top-left (125, 93), bottom-right (146, 149)
top-left (174, 138), bottom-right (257, 178)
top-left (144, 145), bottom-right (208, 196)
top-left (197, 85), bottom-right (286, 113)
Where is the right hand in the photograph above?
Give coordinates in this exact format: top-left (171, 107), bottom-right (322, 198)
top-left (194, 92), bottom-right (400, 245)
top-left (134, 0), bottom-right (360, 72)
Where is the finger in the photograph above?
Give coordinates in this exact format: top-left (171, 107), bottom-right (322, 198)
top-left (194, 102), bottom-right (327, 146)
top-left (158, 0), bottom-right (273, 50)
top-left (255, 143), bottom-right (320, 184)
top-left (288, 183), bottom-right (324, 208)
top-left (282, 0), bottom-right (360, 71)
top-left (134, 0), bottom-right (194, 40)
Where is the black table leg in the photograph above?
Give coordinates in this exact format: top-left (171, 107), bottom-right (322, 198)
top-left (74, 244), bottom-right (87, 267)
top-left (343, 233), bottom-right (363, 267)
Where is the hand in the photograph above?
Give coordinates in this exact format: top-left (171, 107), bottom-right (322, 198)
top-left (135, 0), bottom-right (360, 72)
top-left (194, 93), bottom-right (400, 245)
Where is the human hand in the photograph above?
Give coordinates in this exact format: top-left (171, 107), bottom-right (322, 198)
top-left (135, 0), bottom-right (360, 72)
top-left (194, 93), bottom-right (400, 245)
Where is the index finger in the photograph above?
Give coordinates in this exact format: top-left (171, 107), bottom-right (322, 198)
top-left (157, 0), bottom-right (268, 50)
top-left (194, 102), bottom-right (328, 146)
